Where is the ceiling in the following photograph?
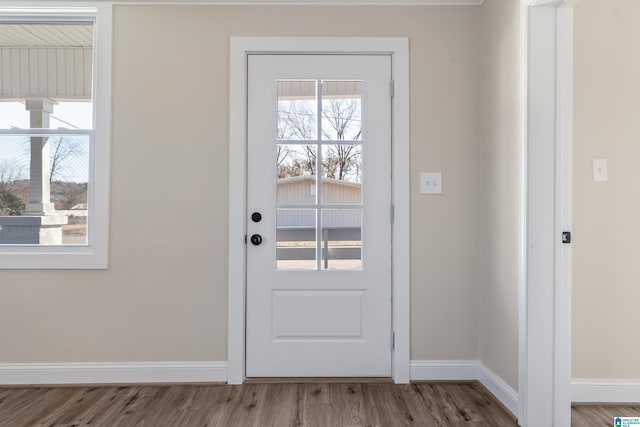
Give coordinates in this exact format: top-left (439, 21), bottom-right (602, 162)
top-left (0, 23), bottom-right (93, 48)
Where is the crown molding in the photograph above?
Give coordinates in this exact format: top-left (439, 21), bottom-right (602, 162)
top-left (114, 0), bottom-right (484, 4)
top-left (521, 0), bottom-right (580, 7)
top-left (521, 0), bottom-right (559, 6)
top-left (0, 0), bottom-right (484, 6)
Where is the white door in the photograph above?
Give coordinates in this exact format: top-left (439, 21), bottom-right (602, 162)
top-left (246, 54), bottom-right (392, 377)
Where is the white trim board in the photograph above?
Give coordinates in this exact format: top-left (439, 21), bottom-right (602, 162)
top-left (0, 362), bottom-right (227, 385)
top-left (0, 1), bottom-right (484, 6)
top-left (410, 360), bottom-right (519, 417)
top-left (228, 37), bottom-right (411, 385)
top-left (0, 5), bottom-right (112, 269)
top-left (114, 0), bottom-right (484, 4)
top-left (6, 361), bottom-right (637, 406)
top-left (0, 359), bottom-right (517, 416)
top-left (519, 1), bottom-right (579, 425)
top-left (572, 381), bottom-right (640, 404)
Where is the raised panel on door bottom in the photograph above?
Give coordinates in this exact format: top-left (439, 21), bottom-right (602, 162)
top-left (272, 290), bottom-right (364, 340)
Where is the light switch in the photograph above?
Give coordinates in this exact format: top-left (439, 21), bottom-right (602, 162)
top-left (593, 159), bottom-right (608, 182)
top-left (420, 172), bottom-right (443, 194)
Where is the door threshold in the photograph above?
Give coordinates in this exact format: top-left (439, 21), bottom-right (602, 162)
top-left (244, 377), bottom-right (393, 384)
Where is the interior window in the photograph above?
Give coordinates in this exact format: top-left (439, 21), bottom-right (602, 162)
top-left (0, 8), bottom-right (111, 268)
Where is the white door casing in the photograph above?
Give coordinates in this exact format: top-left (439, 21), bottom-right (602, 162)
top-left (228, 37), bottom-right (410, 384)
top-left (225, 3), bottom-right (576, 421)
top-left (520, 1), bottom-right (578, 426)
top-left (246, 54), bottom-right (392, 377)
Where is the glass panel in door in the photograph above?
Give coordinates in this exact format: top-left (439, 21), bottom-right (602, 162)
top-left (275, 79), bottom-right (364, 271)
top-left (321, 208), bottom-right (362, 270)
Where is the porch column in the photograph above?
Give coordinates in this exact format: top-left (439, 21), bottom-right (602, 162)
top-left (23, 99), bottom-right (56, 215)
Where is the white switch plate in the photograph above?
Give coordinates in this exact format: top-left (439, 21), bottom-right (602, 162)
top-left (420, 172), bottom-right (443, 194)
top-left (593, 159), bottom-right (608, 182)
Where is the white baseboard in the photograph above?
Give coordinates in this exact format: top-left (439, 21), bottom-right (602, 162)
top-left (572, 380), bottom-right (640, 403)
top-left (478, 364), bottom-right (519, 416)
top-left (7, 362), bottom-right (636, 411)
top-left (410, 360), bottom-right (518, 417)
top-left (0, 362), bottom-right (227, 385)
top-left (0, 359), bottom-right (522, 413)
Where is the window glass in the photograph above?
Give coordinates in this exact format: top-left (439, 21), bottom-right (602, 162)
top-left (0, 10), bottom-right (110, 268)
top-left (0, 21), bottom-right (94, 246)
top-left (275, 79), bottom-right (364, 271)
top-left (321, 80), bottom-right (362, 141)
top-left (321, 209), bottom-right (362, 270)
top-left (277, 80), bottom-right (316, 140)
top-left (276, 208), bottom-right (317, 270)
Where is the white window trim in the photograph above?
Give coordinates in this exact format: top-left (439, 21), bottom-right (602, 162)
top-left (228, 37), bottom-right (410, 384)
top-left (0, 4), bottom-right (112, 269)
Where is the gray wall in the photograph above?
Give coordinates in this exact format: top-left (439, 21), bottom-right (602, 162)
top-left (0, 4), bottom-right (522, 390)
top-left (573, 0), bottom-right (640, 380)
top-left (478, 0), bottom-right (520, 390)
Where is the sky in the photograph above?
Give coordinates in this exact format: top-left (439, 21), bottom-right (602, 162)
top-left (0, 101), bottom-right (92, 129)
top-left (0, 101), bottom-right (93, 183)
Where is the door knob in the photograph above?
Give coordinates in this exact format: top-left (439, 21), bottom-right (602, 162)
top-left (251, 212), bottom-right (262, 223)
top-left (250, 234), bottom-right (263, 246)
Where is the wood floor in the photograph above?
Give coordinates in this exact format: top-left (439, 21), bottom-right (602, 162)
top-left (572, 403), bottom-right (640, 426)
top-left (0, 381), bottom-right (519, 426)
top-left (2, 381), bottom-right (633, 426)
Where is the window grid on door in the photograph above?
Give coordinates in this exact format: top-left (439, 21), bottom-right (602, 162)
top-left (276, 79), bottom-right (363, 271)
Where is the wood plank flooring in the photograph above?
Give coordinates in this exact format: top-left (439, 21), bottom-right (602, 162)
top-left (572, 403), bottom-right (640, 427)
top-left (0, 382), bottom-right (519, 426)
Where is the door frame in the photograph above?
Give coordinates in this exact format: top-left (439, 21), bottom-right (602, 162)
top-left (228, 37), bottom-right (410, 384)
top-left (519, 1), bottom-right (579, 425)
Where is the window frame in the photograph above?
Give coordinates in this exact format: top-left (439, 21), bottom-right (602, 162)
top-left (0, 5), bottom-right (112, 269)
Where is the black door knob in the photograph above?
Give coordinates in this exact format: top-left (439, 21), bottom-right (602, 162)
top-left (250, 234), bottom-right (263, 246)
top-left (251, 212), bottom-right (262, 223)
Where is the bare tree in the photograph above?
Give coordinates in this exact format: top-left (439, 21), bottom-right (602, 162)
top-left (324, 144), bottom-right (361, 181)
top-left (277, 101), bottom-right (317, 177)
top-left (0, 160), bottom-right (27, 215)
top-left (277, 145), bottom-right (317, 178)
top-left (59, 184), bottom-right (86, 210)
top-left (277, 157), bottom-right (306, 179)
top-left (276, 145), bottom-right (289, 168)
top-left (321, 98), bottom-right (361, 181)
top-left (277, 97), bottom-right (362, 181)
top-left (49, 137), bottom-right (83, 184)
top-left (321, 98), bottom-right (362, 141)
top-left (278, 101), bottom-right (316, 140)
top-left (300, 145), bottom-right (316, 175)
